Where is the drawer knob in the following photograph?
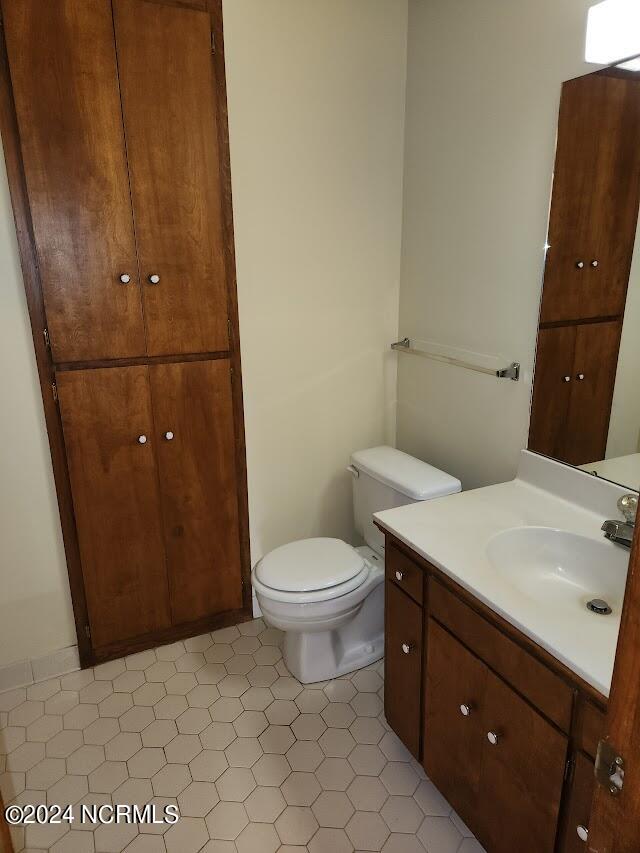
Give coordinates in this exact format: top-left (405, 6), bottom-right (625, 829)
top-left (119, 273), bottom-right (131, 284)
top-left (395, 571), bottom-right (403, 581)
top-left (164, 431), bottom-right (174, 441)
top-left (401, 643), bottom-right (412, 655)
top-left (459, 704), bottom-right (472, 717)
top-left (576, 260), bottom-right (585, 269)
top-left (148, 273), bottom-right (160, 284)
top-left (487, 731), bottom-right (499, 746)
top-left (576, 825), bottom-right (589, 842)
top-left (137, 435), bottom-right (147, 445)
top-left (577, 373), bottom-right (585, 381)
top-left (562, 375), bottom-right (571, 383)
top-left (590, 260), bottom-right (599, 268)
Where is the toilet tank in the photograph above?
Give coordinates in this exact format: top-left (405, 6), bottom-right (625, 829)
top-left (350, 446), bottom-right (461, 556)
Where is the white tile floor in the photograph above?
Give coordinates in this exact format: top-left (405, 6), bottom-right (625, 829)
top-left (0, 619), bottom-right (484, 853)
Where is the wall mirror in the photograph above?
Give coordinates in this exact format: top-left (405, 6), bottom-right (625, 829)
top-left (529, 58), bottom-right (640, 492)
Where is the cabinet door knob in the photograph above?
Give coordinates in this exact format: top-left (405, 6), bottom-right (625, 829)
top-left (576, 373), bottom-right (585, 381)
top-left (576, 261), bottom-right (585, 269)
top-left (164, 431), bottom-right (174, 441)
top-left (487, 731), bottom-right (499, 745)
top-left (119, 273), bottom-right (131, 284)
top-left (590, 260), bottom-right (598, 268)
top-left (395, 571), bottom-right (403, 581)
top-left (148, 274), bottom-right (160, 284)
top-left (562, 376), bottom-right (571, 383)
top-left (459, 704), bottom-right (472, 717)
top-left (576, 825), bottom-right (589, 842)
top-left (401, 643), bottom-right (412, 655)
top-left (137, 435), bottom-right (148, 445)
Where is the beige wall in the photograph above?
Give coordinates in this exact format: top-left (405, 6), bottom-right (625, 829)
top-left (396, 0), bottom-right (595, 489)
top-left (0, 1), bottom-right (407, 668)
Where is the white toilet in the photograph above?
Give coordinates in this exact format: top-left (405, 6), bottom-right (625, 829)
top-left (251, 446), bottom-right (461, 683)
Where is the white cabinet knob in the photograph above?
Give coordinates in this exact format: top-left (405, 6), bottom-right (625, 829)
top-left (576, 261), bottom-right (585, 269)
top-left (460, 704), bottom-right (471, 717)
top-left (119, 273), bottom-right (131, 284)
top-left (590, 260), bottom-right (598, 268)
top-left (164, 431), bottom-right (174, 441)
top-left (487, 731), bottom-right (499, 746)
top-left (577, 373), bottom-right (585, 381)
top-left (137, 435), bottom-right (147, 444)
top-left (576, 825), bottom-right (589, 842)
top-left (562, 376), bottom-right (571, 383)
top-left (148, 274), bottom-right (160, 284)
top-left (395, 571), bottom-right (403, 581)
top-left (401, 643), bottom-right (412, 655)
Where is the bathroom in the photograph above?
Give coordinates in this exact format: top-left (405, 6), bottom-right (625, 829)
top-left (1, 0), bottom-right (639, 851)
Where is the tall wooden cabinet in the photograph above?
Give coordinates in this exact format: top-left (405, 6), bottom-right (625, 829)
top-left (0, 0), bottom-right (250, 663)
top-left (529, 70), bottom-right (640, 467)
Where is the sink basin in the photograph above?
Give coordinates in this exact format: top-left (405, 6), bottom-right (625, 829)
top-left (486, 527), bottom-right (628, 615)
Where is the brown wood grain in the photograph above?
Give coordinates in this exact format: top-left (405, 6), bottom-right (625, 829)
top-left (113, 0), bottom-right (229, 356)
top-left (384, 581), bottom-right (423, 758)
top-left (424, 619), bottom-right (487, 826)
top-left (0, 792), bottom-right (14, 853)
top-left (529, 325), bottom-right (577, 461)
top-left (478, 668), bottom-right (568, 853)
top-left (541, 73), bottom-right (640, 324)
top-left (574, 700), bottom-right (606, 761)
top-left (56, 366), bottom-right (171, 647)
top-left (149, 359), bottom-right (243, 624)
top-left (558, 752), bottom-right (595, 853)
top-left (1, 0), bottom-right (146, 362)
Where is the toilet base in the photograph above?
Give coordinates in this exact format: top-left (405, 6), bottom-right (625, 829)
top-left (283, 628), bottom-right (384, 683)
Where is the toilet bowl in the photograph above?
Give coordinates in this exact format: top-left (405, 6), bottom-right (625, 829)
top-left (252, 446), bottom-right (461, 683)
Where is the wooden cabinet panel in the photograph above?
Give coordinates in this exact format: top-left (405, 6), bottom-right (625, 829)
top-left (2, 0), bottom-right (146, 362)
top-left (385, 542), bottom-right (424, 605)
top-left (424, 619), bottom-right (486, 823)
top-left (541, 73), bottom-right (640, 324)
top-left (114, 0), bottom-right (229, 356)
top-left (563, 321), bottom-right (621, 466)
top-left (56, 367), bottom-right (171, 648)
top-left (384, 582), bottom-right (423, 758)
top-left (478, 669), bottom-right (568, 853)
top-left (558, 753), bottom-right (595, 853)
top-left (149, 360), bottom-right (242, 625)
top-left (529, 326), bottom-right (576, 461)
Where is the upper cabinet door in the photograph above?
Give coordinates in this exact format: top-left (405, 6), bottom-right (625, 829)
top-left (113, 0), bottom-right (230, 356)
top-left (2, 0), bottom-right (146, 362)
top-left (541, 74), bottom-right (640, 324)
top-left (148, 360), bottom-right (242, 625)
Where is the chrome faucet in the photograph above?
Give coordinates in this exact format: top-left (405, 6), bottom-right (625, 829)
top-left (602, 494), bottom-right (638, 550)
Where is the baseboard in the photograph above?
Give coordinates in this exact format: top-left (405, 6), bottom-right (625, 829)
top-left (0, 645), bottom-right (80, 694)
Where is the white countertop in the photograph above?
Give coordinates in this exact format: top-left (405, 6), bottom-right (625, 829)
top-left (375, 451), bottom-right (634, 698)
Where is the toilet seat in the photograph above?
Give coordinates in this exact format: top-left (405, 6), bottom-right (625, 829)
top-left (253, 537), bottom-right (370, 604)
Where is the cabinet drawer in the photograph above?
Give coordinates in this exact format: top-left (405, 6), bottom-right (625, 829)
top-left (430, 579), bottom-right (574, 731)
top-left (558, 753), bottom-right (595, 853)
top-left (574, 700), bottom-right (606, 761)
top-left (386, 542), bottom-right (424, 605)
top-left (384, 581), bottom-right (423, 758)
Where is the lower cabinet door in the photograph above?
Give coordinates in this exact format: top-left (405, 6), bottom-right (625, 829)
top-left (57, 366), bottom-right (171, 649)
top-left (149, 359), bottom-right (243, 625)
top-left (558, 752), bottom-right (595, 852)
top-left (384, 581), bottom-right (423, 757)
top-left (424, 619), bottom-right (486, 823)
top-left (478, 668), bottom-right (569, 853)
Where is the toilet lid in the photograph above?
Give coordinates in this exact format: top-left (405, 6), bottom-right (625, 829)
top-left (255, 538), bottom-right (366, 593)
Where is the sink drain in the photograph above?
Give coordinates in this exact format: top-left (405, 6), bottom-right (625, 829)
top-left (587, 599), bottom-right (612, 615)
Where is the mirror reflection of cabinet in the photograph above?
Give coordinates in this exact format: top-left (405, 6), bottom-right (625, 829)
top-left (530, 69), bottom-right (640, 472)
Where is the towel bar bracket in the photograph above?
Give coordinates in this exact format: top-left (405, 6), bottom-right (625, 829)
top-left (391, 338), bottom-right (520, 382)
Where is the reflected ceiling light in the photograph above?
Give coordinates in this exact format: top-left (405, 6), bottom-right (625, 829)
top-left (586, 0), bottom-right (640, 64)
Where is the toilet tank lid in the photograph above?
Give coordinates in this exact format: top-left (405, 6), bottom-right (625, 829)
top-left (351, 446), bottom-right (461, 501)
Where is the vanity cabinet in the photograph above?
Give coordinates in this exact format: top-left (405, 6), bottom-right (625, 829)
top-left (0, 0), bottom-right (250, 662)
top-left (379, 531), bottom-right (607, 853)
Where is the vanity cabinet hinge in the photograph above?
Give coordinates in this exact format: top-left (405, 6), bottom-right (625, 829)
top-left (85, 623), bottom-right (91, 639)
top-left (43, 327), bottom-right (51, 349)
top-left (211, 30), bottom-right (215, 54)
top-left (51, 381), bottom-right (58, 404)
top-left (564, 756), bottom-right (574, 783)
top-left (595, 739), bottom-right (625, 796)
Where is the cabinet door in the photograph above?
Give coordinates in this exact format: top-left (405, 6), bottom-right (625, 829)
top-left (424, 619), bottom-right (486, 823)
top-left (384, 582), bottom-right (423, 758)
top-left (2, 0), bottom-right (146, 362)
top-left (149, 360), bottom-right (242, 625)
top-left (57, 367), bottom-right (171, 649)
top-left (529, 326), bottom-right (576, 460)
top-left (541, 74), bottom-right (640, 323)
top-left (563, 321), bottom-right (621, 466)
top-left (113, 0), bottom-right (229, 356)
top-left (478, 669), bottom-right (568, 853)
top-left (558, 753), bottom-right (595, 853)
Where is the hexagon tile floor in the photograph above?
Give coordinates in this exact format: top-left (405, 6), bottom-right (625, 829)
top-left (0, 618), bottom-right (485, 853)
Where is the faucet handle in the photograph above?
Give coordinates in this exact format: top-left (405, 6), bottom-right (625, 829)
top-left (618, 494), bottom-right (638, 525)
